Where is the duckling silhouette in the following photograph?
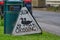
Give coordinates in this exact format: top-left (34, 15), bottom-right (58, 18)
top-left (21, 18), bottom-right (32, 25)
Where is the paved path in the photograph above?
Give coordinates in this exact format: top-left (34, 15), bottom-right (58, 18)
top-left (32, 10), bottom-right (60, 35)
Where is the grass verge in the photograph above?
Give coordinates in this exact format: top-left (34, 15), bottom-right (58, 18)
top-left (0, 19), bottom-right (60, 40)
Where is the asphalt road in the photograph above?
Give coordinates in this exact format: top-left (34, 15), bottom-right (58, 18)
top-left (32, 10), bottom-right (60, 35)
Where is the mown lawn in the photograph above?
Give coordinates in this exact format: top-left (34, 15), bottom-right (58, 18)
top-left (0, 19), bottom-right (60, 40)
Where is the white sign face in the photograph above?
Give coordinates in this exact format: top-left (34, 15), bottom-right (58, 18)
top-left (8, 0), bottom-right (22, 2)
top-left (12, 7), bottom-right (41, 35)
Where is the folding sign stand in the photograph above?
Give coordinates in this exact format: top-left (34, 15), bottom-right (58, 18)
top-left (12, 7), bottom-right (42, 35)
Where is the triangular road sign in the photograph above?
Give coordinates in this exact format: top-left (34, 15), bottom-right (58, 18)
top-left (12, 7), bottom-right (42, 35)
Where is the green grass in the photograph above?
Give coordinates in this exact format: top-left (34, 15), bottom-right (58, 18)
top-left (47, 7), bottom-right (60, 12)
top-left (0, 19), bottom-right (4, 26)
top-left (0, 19), bottom-right (60, 40)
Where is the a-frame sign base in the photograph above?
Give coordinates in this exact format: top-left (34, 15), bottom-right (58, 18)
top-left (12, 7), bottom-right (42, 35)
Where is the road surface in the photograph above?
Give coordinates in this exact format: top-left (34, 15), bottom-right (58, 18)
top-left (32, 10), bottom-right (60, 35)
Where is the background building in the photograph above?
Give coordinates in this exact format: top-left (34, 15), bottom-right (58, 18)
top-left (32, 0), bottom-right (45, 7)
top-left (46, 0), bottom-right (60, 7)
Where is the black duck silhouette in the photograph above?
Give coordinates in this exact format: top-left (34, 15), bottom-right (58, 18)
top-left (21, 18), bottom-right (32, 25)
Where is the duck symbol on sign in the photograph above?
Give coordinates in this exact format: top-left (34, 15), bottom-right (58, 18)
top-left (21, 18), bottom-right (32, 26)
